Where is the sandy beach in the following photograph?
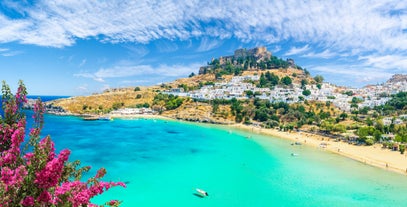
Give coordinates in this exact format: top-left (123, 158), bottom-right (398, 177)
top-left (232, 124), bottom-right (407, 175)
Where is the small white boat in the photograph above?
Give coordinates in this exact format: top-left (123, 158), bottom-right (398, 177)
top-left (195, 188), bottom-right (209, 197)
top-left (291, 153), bottom-right (299, 156)
top-left (98, 116), bottom-right (112, 121)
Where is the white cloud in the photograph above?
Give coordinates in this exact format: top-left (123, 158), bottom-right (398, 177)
top-left (0, 0), bottom-right (404, 55)
top-left (74, 63), bottom-right (201, 82)
top-left (0, 47), bottom-right (22, 56)
top-left (154, 40), bottom-right (179, 53)
top-left (359, 54), bottom-right (407, 70)
top-left (1, 0), bottom-right (407, 82)
top-left (197, 37), bottom-right (223, 52)
top-left (76, 84), bottom-right (88, 92)
top-left (1, 51), bottom-right (22, 57)
top-left (310, 64), bottom-right (396, 86)
top-left (285, 45), bottom-right (310, 56)
top-left (79, 59), bottom-right (87, 67)
top-left (124, 45), bottom-right (150, 57)
top-left (302, 49), bottom-right (337, 59)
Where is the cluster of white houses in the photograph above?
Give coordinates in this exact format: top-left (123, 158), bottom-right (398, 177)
top-left (166, 74), bottom-right (407, 113)
top-left (110, 107), bottom-right (154, 116)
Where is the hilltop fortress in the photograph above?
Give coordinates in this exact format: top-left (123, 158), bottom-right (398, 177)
top-left (199, 46), bottom-right (283, 74)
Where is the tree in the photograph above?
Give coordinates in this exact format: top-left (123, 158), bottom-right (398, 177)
top-left (188, 72), bottom-right (195, 77)
top-left (0, 81), bottom-right (125, 206)
top-left (265, 71), bottom-right (279, 86)
top-left (245, 90), bottom-right (254, 98)
top-left (304, 68), bottom-right (310, 76)
top-left (259, 73), bottom-right (267, 87)
top-left (387, 92), bottom-right (407, 110)
top-left (112, 102), bottom-right (124, 110)
top-left (134, 86), bottom-right (141, 91)
top-left (343, 91), bottom-right (353, 96)
top-left (333, 124), bottom-right (346, 133)
top-left (320, 120), bottom-right (333, 133)
top-left (300, 79), bottom-right (308, 89)
top-left (230, 98), bottom-right (243, 122)
top-left (314, 75), bottom-right (324, 83)
top-left (212, 101), bottom-right (219, 114)
top-left (281, 76), bottom-right (292, 85)
top-left (302, 89), bottom-right (311, 96)
top-left (359, 106), bottom-right (369, 115)
top-left (254, 107), bottom-right (270, 122)
top-left (339, 112), bottom-right (348, 120)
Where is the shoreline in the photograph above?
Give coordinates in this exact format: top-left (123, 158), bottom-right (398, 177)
top-left (230, 124), bottom-right (407, 175)
top-left (49, 112), bottom-right (407, 175)
top-left (109, 114), bottom-right (172, 120)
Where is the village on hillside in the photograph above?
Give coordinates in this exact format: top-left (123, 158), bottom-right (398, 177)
top-left (165, 47), bottom-right (407, 113)
top-left (166, 73), bottom-right (407, 112)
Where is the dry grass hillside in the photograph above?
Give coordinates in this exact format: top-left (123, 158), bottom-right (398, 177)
top-left (51, 86), bottom-right (158, 114)
top-left (167, 73), bottom-right (216, 88)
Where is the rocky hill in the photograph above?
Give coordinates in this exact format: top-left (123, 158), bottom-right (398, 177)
top-left (386, 74), bottom-right (407, 84)
top-left (49, 86), bottom-right (158, 114)
top-left (198, 46), bottom-right (298, 76)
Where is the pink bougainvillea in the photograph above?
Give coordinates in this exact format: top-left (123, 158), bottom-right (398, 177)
top-left (0, 81), bottom-right (125, 206)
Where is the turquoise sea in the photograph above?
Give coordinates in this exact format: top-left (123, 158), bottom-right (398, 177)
top-left (28, 113), bottom-right (407, 207)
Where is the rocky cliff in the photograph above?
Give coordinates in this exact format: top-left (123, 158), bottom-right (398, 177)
top-left (387, 74), bottom-right (407, 83)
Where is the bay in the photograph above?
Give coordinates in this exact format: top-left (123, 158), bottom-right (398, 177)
top-left (31, 114), bottom-right (407, 207)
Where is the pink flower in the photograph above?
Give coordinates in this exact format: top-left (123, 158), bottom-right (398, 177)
top-left (11, 127), bottom-right (25, 149)
top-left (0, 82), bottom-right (126, 206)
top-left (1, 167), bottom-right (14, 186)
top-left (95, 168), bottom-right (107, 179)
top-left (34, 149), bottom-right (70, 189)
top-left (13, 165), bottom-right (27, 186)
top-left (23, 152), bottom-right (34, 165)
top-left (21, 196), bottom-right (34, 206)
top-left (38, 137), bottom-right (56, 161)
top-left (29, 128), bottom-right (40, 138)
top-left (109, 200), bottom-right (119, 205)
top-left (37, 190), bottom-right (51, 203)
top-left (1, 166), bottom-right (27, 190)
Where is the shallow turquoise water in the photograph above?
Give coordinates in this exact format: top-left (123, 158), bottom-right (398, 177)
top-left (36, 114), bottom-right (407, 206)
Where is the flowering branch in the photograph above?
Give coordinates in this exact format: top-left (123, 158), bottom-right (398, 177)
top-left (0, 81), bottom-right (125, 206)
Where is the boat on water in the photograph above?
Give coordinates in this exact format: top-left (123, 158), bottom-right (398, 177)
top-left (82, 116), bottom-right (99, 121)
top-left (291, 153), bottom-right (299, 156)
top-left (98, 116), bottom-right (112, 121)
top-left (194, 188), bottom-right (209, 198)
top-left (82, 116), bottom-right (112, 121)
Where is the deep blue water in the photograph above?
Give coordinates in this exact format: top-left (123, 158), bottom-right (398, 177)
top-left (27, 95), bottom-right (70, 102)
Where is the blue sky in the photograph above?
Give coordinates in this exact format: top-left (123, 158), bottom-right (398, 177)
top-left (0, 0), bottom-right (406, 95)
